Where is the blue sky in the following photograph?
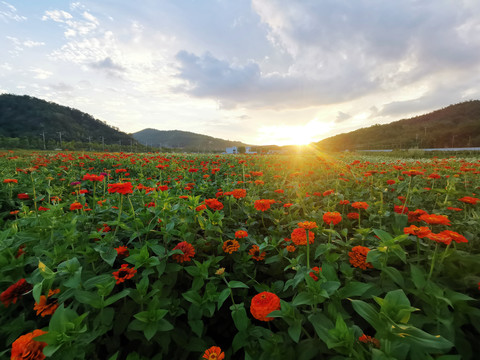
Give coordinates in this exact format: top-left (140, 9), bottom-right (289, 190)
top-left (1, 0), bottom-right (480, 145)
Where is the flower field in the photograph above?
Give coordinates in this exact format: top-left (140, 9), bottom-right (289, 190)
top-left (1, 150), bottom-right (479, 359)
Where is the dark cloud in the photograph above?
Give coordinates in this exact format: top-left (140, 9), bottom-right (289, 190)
top-left (89, 57), bottom-right (125, 76)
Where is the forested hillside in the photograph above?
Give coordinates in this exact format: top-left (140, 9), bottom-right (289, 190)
top-left (316, 100), bottom-right (480, 151)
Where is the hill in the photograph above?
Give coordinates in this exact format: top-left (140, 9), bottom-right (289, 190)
top-left (132, 128), bottom-right (249, 152)
top-left (316, 100), bottom-right (480, 151)
top-left (0, 94), bottom-right (137, 150)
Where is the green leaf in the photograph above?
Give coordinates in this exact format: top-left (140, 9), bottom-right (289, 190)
top-left (308, 313), bottom-right (334, 344)
top-left (288, 319), bottom-right (302, 343)
top-left (231, 304), bottom-right (249, 331)
top-left (104, 289), bottom-right (130, 306)
top-left (217, 288), bottom-right (231, 310)
top-left (410, 264), bottom-right (426, 289)
top-left (350, 299), bottom-right (383, 330)
top-left (228, 280), bottom-right (249, 289)
top-left (373, 228), bottom-right (393, 242)
top-left (382, 266), bottom-right (405, 287)
top-left (293, 292), bottom-right (314, 306)
top-left (74, 290), bottom-right (103, 308)
top-left (338, 282), bottom-right (374, 298)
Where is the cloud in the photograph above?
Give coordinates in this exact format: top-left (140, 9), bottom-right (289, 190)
top-left (0, 1), bottom-right (26, 22)
top-left (42, 10), bottom-right (73, 22)
top-left (335, 112), bottom-right (351, 123)
top-left (90, 57), bottom-right (125, 74)
top-left (30, 68), bottom-right (52, 79)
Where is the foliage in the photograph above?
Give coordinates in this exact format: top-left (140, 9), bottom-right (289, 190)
top-left (0, 150), bottom-right (479, 359)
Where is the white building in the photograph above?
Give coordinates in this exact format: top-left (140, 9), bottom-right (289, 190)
top-left (225, 146), bottom-right (256, 154)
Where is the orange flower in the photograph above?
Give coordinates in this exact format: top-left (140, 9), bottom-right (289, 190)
top-left (254, 199), bottom-right (272, 211)
top-left (249, 245), bottom-right (266, 261)
top-left (3, 178), bottom-right (18, 183)
top-left (309, 266), bottom-right (322, 281)
top-left (290, 227), bottom-right (314, 245)
top-left (33, 294), bottom-right (59, 317)
top-left (250, 291), bottom-right (281, 321)
top-left (359, 334), bottom-right (380, 348)
top-left (231, 188), bottom-right (247, 199)
top-left (11, 329), bottom-right (48, 360)
top-left (458, 196), bottom-right (480, 205)
top-left (351, 202), bottom-right (369, 210)
top-left (348, 246), bottom-right (373, 270)
top-left (107, 182), bottom-right (133, 195)
top-left (222, 239), bottom-right (240, 254)
top-left (205, 198), bottom-right (224, 211)
top-left (1, 279), bottom-right (32, 307)
top-left (69, 201), bottom-right (83, 211)
top-left (172, 241), bottom-right (195, 263)
top-left (202, 346), bottom-right (225, 360)
top-left (112, 264), bottom-right (137, 284)
top-left (407, 209), bottom-right (428, 223)
top-left (235, 230), bottom-right (248, 238)
top-left (298, 221), bottom-right (318, 230)
top-left (196, 204), bottom-right (207, 211)
top-left (419, 213), bottom-right (451, 226)
top-left (440, 230), bottom-right (468, 244)
top-left (115, 246), bottom-right (129, 258)
top-left (403, 225), bottom-right (432, 238)
top-left (323, 212), bottom-right (342, 225)
top-left (347, 212), bottom-right (359, 220)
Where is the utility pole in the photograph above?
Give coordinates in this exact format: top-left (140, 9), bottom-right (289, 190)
top-left (87, 136), bottom-right (92, 151)
top-left (40, 131), bottom-right (46, 150)
top-left (101, 136), bottom-right (105, 151)
top-left (451, 135), bottom-right (456, 148)
top-left (57, 132), bottom-right (63, 148)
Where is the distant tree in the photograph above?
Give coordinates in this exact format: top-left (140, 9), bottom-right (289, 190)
top-left (237, 146), bottom-right (246, 154)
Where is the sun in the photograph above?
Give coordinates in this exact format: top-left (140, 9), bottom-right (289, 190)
top-left (258, 120), bottom-right (333, 146)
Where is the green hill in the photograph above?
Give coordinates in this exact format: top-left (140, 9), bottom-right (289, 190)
top-left (316, 100), bottom-right (480, 151)
top-left (0, 94), bottom-right (137, 150)
top-left (132, 128), bottom-right (249, 152)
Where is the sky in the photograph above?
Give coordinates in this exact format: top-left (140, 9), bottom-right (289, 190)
top-left (1, 0), bottom-right (480, 146)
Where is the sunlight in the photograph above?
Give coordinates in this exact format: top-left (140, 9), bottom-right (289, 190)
top-left (257, 119), bottom-right (333, 146)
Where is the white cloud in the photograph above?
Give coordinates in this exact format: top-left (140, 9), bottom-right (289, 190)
top-left (0, 1), bottom-right (26, 22)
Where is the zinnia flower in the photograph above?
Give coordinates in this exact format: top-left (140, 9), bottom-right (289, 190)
top-left (249, 245), bottom-right (266, 261)
top-left (438, 230), bottom-right (468, 244)
top-left (115, 246), bottom-right (129, 258)
top-left (298, 221), bottom-right (318, 230)
top-left (222, 239), bottom-right (240, 254)
top-left (254, 199), bottom-right (272, 211)
top-left (82, 173), bottom-right (105, 182)
top-left (250, 291), bottom-right (281, 322)
top-left (347, 212), bottom-right (359, 220)
top-left (309, 266), bottom-right (322, 281)
top-left (419, 213), bottom-right (451, 226)
top-left (204, 198), bottom-right (224, 211)
top-left (231, 188), bottom-right (247, 199)
top-left (323, 212), bottom-right (342, 225)
top-left (3, 178), bottom-right (18, 183)
top-left (407, 209), bottom-right (428, 223)
top-left (291, 227), bottom-right (315, 245)
top-left (196, 204), bottom-right (207, 211)
top-left (112, 264), bottom-right (137, 284)
top-left (202, 346), bottom-right (225, 360)
top-left (458, 196), bottom-right (480, 205)
top-left (70, 201), bottom-right (83, 211)
top-left (1, 279), bottom-right (32, 307)
top-left (235, 230), bottom-right (248, 238)
top-left (394, 205), bottom-right (408, 214)
top-left (171, 241), bottom-right (195, 263)
top-left (348, 246), bottom-right (373, 270)
top-left (107, 182), bottom-right (133, 195)
top-left (33, 292), bottom-right (59, 317)
top-left (359, 334), bottom-right (380, 348)
top-left (351, 202), bottom-right (369, 210)
top-left (11, 329), bottom-right (48, 360)
top-left (17, 193), bottom-right (29, 200)
top-left (403, 225), bottom-right (432, 238)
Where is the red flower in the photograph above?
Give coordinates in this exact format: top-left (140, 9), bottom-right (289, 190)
top-left (254, 199), bottom-right (272, 211)
top-left (231, 188), bottom-right (247, 199)
top-left (386, 179), bottom-right (396, 185)
top-left (309, 266), bottom-right (322, 281)
top-left (115, 246), bottom-right (129, 258)
top-left (205, 198), bottom-right (224, 211)
top-left (323, 212), bottom-right (342, 225)
top-left (458, 196), bottom-right (480, 205)
top-left (11, 329), bottom-right (48, 360)
top-left (107, 182), bottom-right (133, 195)
top-left (1, 279), bottom-right (32, 307)
top-left (403, 225), bottom-right (432, 238)
top-left (249, 245), bottom-right (266, 261)
top-left (438, 230), bottom-right (468, 244)
top-left (235, 230), bottom-right (248, 238)
top-left (419, 213), bottom-right (451, 226)
top-left (3, 178), bottom-right (18, 183)
top-left (298, 221), bottom-right (318, 230)
top-left (339, 200), bottom-right (350, 205)
top-left (407, 209), bottom-right (428, 223)
top-left (172, 241), bottom-right (195, 263)
top-left (112, 264), bottom-right (137, 284)
top-left (291, 227), bottom-right (315, 245)
top-left (394, 205), bottom-right (408, 214)
top-left (250, 291), bottom-right (281, 321)
top-left (33, 291), bottom-right (59, 317)
top-left (348, 246), bottom-right (373, 270)
top-left (82, 173), bottom-right (105, 182)
top-left (351, 201), bottom-right (369, 210)
top-left (347, 212), bottom-right (359, 220)
top-left (17, 193), bottom-right (29, 200)
top-left (359, 334), bottom-right (380, 348)
top-left (196, 204), bottom-right (207, 211)
top-left (202, 346), bottom-right (225, 360)
top-left (70, 201), bottom-right (83, 211)
top-left (323, 189), bottom-right (334, 196)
